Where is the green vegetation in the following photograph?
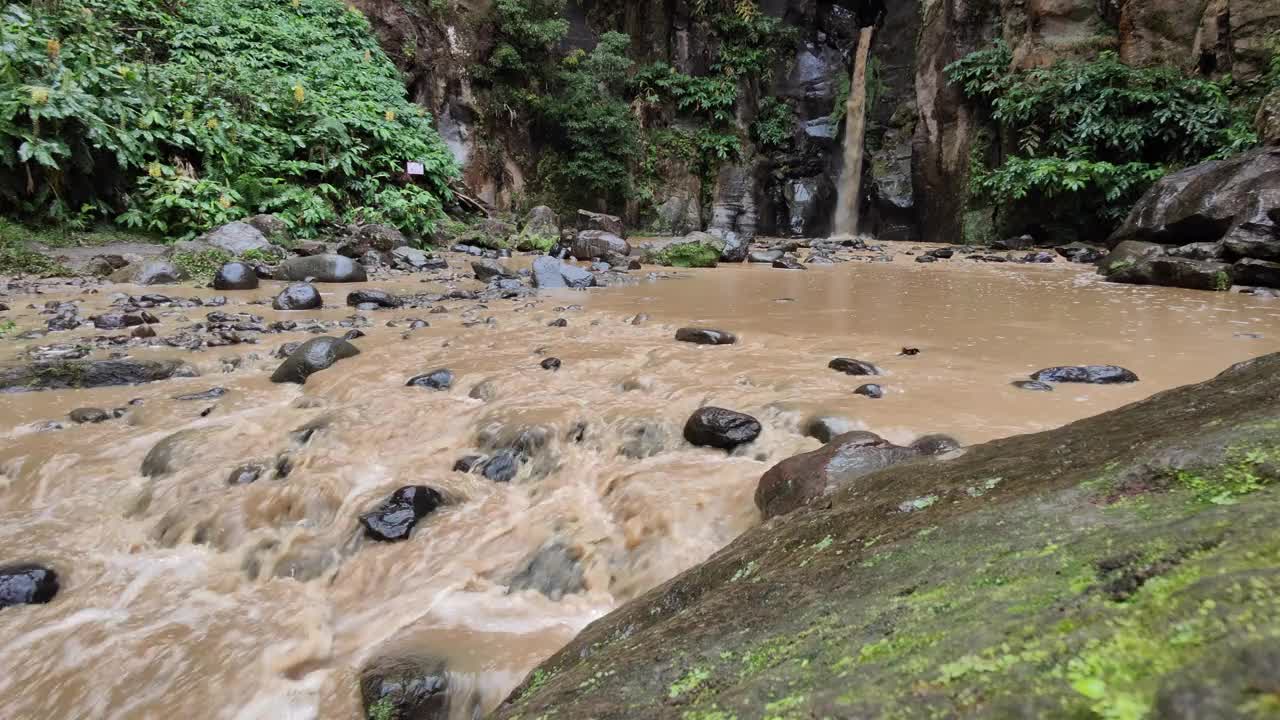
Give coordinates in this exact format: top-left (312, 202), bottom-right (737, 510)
top-left (650, 241), bottom-right (720, 268)
top-left (172, 249), bottom-right (231, 282)
top-left (479, 0), bottom-right (794, 218)
top-left (947, 42), bottom-right (1269, 238)
top-left (2, 0), bottom-right (456, 240)
top-left (365, 696), bottom-right (395, 720)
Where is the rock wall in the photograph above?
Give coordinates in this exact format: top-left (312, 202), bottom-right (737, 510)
top-left (353, 0), bottom-right (1279, 242)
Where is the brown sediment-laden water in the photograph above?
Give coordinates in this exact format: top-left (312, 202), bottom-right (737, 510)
top-left (1, 248), bottom-right (1278, 719)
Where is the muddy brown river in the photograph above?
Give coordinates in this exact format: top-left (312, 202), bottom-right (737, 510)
top-left (1, 249), bottom-right (1278, 719)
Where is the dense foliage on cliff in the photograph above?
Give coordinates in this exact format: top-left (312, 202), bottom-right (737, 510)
top-left (0, 0), bottom-right (456, 239)
top-left (478, 0), bottom-right (792, 214)
top-left (947, 42), bottom-right (1263, 237)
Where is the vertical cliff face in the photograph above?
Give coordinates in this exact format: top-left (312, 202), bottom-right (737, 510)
top-left (354, 0), bottom-right (1279, 242)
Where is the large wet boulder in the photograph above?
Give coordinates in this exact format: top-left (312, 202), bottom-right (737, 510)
top-left (361, 654), bottom-right (451, 720)
top-left (346, 289), bottom-right (399, 308)
top-left (270, 336), bottom-right (361, 384)
top-left (531, 257), bottom-right (595, 289)
top-left (709, 229), bottom-right (749, 263)
top-left (493, 352), bottom-right (1280, 720)
top-left (275, 254), bottom-right (367, 283)
top-left (570, 231), bottom-right (631, 261)
top-left (198, 221), bottom-right (275, 256)
top-left (0, 359), bottom-right (196, 392)
top-left (1097, 240), bottom-right (1165, 277)
top-left (360, 486), bottom-right (444, 542)
top-left (213, 262), bottom-right (259, 291)
top-left (576, 209), bottom-right (625, 237)
top-left (1031, 365), bottom-right (1139, 384)
top-left (640, 232), bottom-right (724, 268)
top-left (1106, 256), bottom-right (1234, 292)
top-left (683, 407), bottom-right (761, 450)
top-left (108, 260), bottom-right (187, 285)
top-left (272, 283), bottom-right (322, 310)
top-left (472, 259), bottom-right (516, 282)
top-left (1056, 242), bottom-right (1108, 264)
top-left (756, 431), bottom-right (923, 519)
top-left (0, 564), bottom-right (59, 609)
top-left (1233, 258), bottom-right (1280, 288)
top-left (518, 206), bottom-right (560, 251)
top-left (1109, 148), bottom-right (1280, 263)
top-left (141, 428), bottom-right (209, 478)
top-left (244, 214), bottom-right (289, 243)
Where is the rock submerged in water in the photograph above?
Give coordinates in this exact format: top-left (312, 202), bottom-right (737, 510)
top-left (855, 383), bottom-right (884, 399)
top-left (0, 564), bottom-right (59, 609)
top-left (0, 359), bottom-right (197, 392)
top-left (1031, 365), bottom-right (1139, 384)
top-left (270, 337), bottom-right (361, 384)
top-left (804, 415), bottom-right (858, 444)
top-left (69, 407), bottom-right (111, 424)
top-left (756, 430), bottom-right (959, 519)
top-left (829, 358), bottom-right (882, 376)
top-left (272, 283), bottom-right (322, 310)
top-left (213, 262), bottom-right (259, 291)
top-left (274, 254), bottom-right (367, 283)
top-left (507, 539), bottom-right (586, 600)
top-left (675, 327), bottom-right (737, 345)
top-left (346, 289), bottom-right (399, 308)
top-left (360, 655), bottom-right (451, 720)
top-left (360, 486), bottom-right (444, 542)
top-left (407, 369), bottom-right (454, 391)
top-left (1013, 380), bottom-right (1055, 392)
top-left (684, 407), bottom-right (762, 450)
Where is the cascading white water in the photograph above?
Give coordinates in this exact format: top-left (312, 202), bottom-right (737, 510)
top-left (832, 26), bottom-right (876, 238)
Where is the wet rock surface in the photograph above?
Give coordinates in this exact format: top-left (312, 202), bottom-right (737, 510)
top-left (272, 283), bottom-right (322, 311)
top-left (212, 262), bottom-right (259, 291)
top-left (407, 369), bottom-right (454, 391)
top-left (360, 655), bottom-right (451, 720)
top-left (683, 407), bottom-right (761, 450)
top-left (0, 564), bottom-right (60, 609)
top-left (829, 357), bottom-right (882, 376)
top-left (1032, 365), bottom-right (1140, 384)
top-left (507, 540), bottom-right (585, 600)
top-left (274, 254), bottom-right (367, 283)
top-left (496, 353), bottom-right (1280, 720)
top-left (674, 327), bottom-right (737, 345)
top-left (360, 486), bottom-right (444, 542)
top-left (270, 337), bottom-right (361, 384)
top-left (531, 257), bottom-right (595, 289)
top-left (0, 359), bottom-right (196, 392)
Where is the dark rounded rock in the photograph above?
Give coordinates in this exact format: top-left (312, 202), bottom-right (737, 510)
top-left (900, 347), bottom-right (921, 356)
top-left (684, 407), bottom-right (762, 450)
top-left (548, 318), bottom-right (568, 327)
top-left (911, 434), bottom-right (962, 455)
top-left (0, 564), bottom-right (60, 609)
top-left (829, 358), bottom-right (882, 376)
top-left (803, 415), bottom-right (857, 444)
top-left (472, 259), bottom-right (517, 282)
top-left (213, 262), bottom-right (260, 291)
top-left (675, 327), bottom-right (738, 345)
top-left (1031, 366), bottom-right (1139, 384)
top-left (481, 450), bottom-right (520, 482)
top-left (360, 486), bottom-right (444, 542)
top-left (756, 431), bottom-right (919, 519)
top-left (772, 257), bottom-right (806, 270)
top-left (854, 383), bottom-right (884, 399)
top-left (343, 329), bottom-right (365, 340)
top-left (69, 407), bottom-right (110, 424)
top-left (407, 369), bottom-right (454, 390)
top-left (915, 255), bottom-right (938, 263)
top-left (541, 357), bottom-right (562, 371)
top-left (227, 464), bottom-right (263, 486)
top-left (1013, 380), bottom-right (1055, 392)
top-left (346, 289), bottom-right (399, 308)
top-left (270, 336), bottom-right (361, 384)
top-left (273, 283), bottom-right (322, 311)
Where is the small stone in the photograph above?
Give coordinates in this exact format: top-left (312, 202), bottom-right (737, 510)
top-left (173, 387), bottom-right (227, 401)
top-left (1013, 380), bottom-right (1055, 392)
top-left (69, 407), bottom-right (110, 424)
top-left (854, 384), bottom-right (884, 399)
top-left (548, 318), bottom-right (568, 327)
top-left (675, 327), bottom-right (737, 345)
top-left (453, 455), bottom-right (483, 473)
top-left (359, 486), bottom-right (444, 542)
top-left (481, 450), bottom-right (520, 483)
top-left (345, 290), bottom-right (399, 308)
top-left (227, 464), bottom-right (263, 486)
top-left (829, 358), bottom-right (882, 376)
top-left (0, 564), bottom-right (60, 609)
top-left (407, 369), bottom-right (454, 390)
top-left (684, 407), bottom-right (762, 450)
top-left (899, 347), bottom-right (921, 356)
top-left (541, 357), bottom-right (562, 371)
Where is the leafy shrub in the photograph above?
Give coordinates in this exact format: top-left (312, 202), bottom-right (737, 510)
top-left (752, 97), bottom-right (795, 149)
top-left (172, 249), bottom-right (232, 282)
top-left (1, 0), bottom-right (457, 239)
top-left (947, 43), bottom-right (1258, 232)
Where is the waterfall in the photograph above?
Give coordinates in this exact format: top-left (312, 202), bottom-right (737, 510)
top-left (832, 26), bottom-right (875, 238)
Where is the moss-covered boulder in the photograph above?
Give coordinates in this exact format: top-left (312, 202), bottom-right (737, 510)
top-left (496, 352), bottom-right (1280, 720)
top-left (640, 232), bottom-right (725, 268)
